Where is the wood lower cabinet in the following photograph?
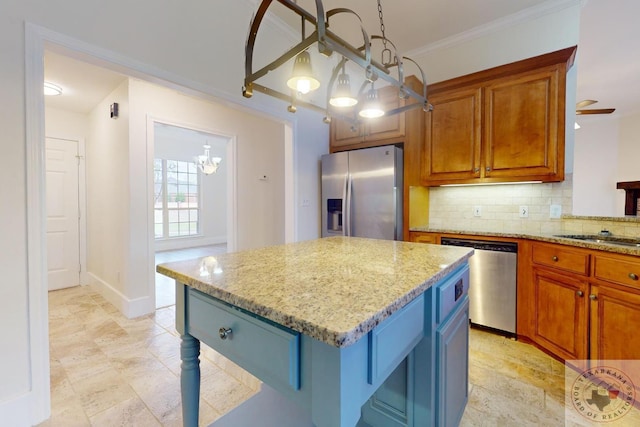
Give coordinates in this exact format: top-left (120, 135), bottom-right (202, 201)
top-left (589, 284), bottom-right (640, 390)
top-left (408, 231), bottom-right (438, 244)
top-left (528, 242), bottom-right (640, 373)
top-left (531, 267), bottom-right (588, 360)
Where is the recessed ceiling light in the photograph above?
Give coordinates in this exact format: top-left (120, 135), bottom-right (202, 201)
top-left (44, 82), bottom-right (63, 96)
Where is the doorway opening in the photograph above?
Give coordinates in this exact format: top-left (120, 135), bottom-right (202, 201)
top-left (151, 121), bottom-right (235, 308)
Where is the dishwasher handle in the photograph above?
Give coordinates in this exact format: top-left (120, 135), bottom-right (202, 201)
top-left (440, 237), bottom-right (518, 253)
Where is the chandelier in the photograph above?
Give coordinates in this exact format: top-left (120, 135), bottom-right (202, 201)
top-left (196, 144), bottom-right (221, 175)
top-left (242, 0), bottom-right (432, 124)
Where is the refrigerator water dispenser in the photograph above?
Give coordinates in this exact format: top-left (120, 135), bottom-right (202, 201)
top-left (327, 199), bottom-right (342, 232)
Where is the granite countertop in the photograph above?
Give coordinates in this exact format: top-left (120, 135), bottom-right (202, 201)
top-left (157, 236), bottom-right (473, 348)
top-left (410, 227), bottom-right (640, 256)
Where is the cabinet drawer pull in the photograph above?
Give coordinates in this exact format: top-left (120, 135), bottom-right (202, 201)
top-left (552, 256), bottom-right (559, 262)
top-left (629, 273), bottom-right (639, 281)
top-left (589, 294), bottom-right (597, 301)
top-left (219, 327), bottom-right (233, 340)
top-left (576, 290), bottom-right (584, 297)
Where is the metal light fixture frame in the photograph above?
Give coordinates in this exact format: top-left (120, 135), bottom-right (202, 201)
top-left (242, 0), bottom-right (432, 124)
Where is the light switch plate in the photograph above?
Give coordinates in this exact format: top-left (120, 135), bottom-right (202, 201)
top-left (473, 206), bottom-right (482, 217)
top-left (550, 204), bottom-right (562, 219)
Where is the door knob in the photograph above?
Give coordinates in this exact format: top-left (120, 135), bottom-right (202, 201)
top-left (218, 327), bottom-right (233, 340)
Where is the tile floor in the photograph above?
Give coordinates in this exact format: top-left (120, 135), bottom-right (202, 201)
top-left (40, 246), bottom-right (640, 426)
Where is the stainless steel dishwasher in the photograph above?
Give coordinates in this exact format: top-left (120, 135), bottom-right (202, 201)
top-left (440, 237), bottom-right (518, 335)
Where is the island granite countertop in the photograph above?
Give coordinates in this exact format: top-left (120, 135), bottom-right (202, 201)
top-left (157, 236), bottom-right (473, 348)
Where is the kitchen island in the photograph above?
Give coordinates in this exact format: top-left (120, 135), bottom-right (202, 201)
top-left (157, 236), bottom-right (473, 427)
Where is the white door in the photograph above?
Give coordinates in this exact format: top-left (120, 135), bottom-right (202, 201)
top-left (46, 137), bottom-right (80, 291)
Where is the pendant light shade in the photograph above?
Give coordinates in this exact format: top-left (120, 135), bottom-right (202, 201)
top-left (329, 72), bottom-right (358, 107)
top-left (358, 85), bottom-right (385, 118)
top-left (286, 51), bottom-right (320, 95)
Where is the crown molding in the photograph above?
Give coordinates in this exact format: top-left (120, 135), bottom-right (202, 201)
top-left (406, 0), bottom-right (585, 58)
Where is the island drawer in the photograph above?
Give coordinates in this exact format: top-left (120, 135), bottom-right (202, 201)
top-left (532, 243), bottom-right (590, 276)
top-left (187, 289), bottom-right (300, 391)
top-left (436, 266), bottom-right (470, 324)
top-left (593, 254), bottom-right (640, 290)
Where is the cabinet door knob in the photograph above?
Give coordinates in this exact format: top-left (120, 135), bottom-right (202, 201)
top-left (589, 294), bottom-right (597, 301)
top-left (552, 256), bottom-right (559, 262)
top-left (629, 273), bottom-right (639, 281)
top-left (576, 290), bottom-right (584, 297)
top-left (218, 327), bottom-right (233, 340)
top-left (474, 168), bottom-right (480, 173)
top-left (486, 167), bottom-right (491, 172)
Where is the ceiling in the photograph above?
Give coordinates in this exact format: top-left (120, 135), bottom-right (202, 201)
top-left (44, 0), bottom-right (640, 119)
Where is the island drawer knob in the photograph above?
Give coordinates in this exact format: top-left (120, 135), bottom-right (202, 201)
top-left (630, 273), bottom-right (639, 281)
top-left (219, 327), bottom-right (233, 340)
top-left (589, 294), bottom-right (597, 301)
top-left (552, 256), bottom-right (559, 262)
top-left (576, 290), bottom-right (584, 297)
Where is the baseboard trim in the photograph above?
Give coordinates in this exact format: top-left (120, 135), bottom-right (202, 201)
top-left (0, 392), bottom-right (33, 427)
top-left (87, 273), bottom-right (154, 318)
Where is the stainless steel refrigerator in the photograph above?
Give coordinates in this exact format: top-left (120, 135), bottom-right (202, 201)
top-left (321, 145), bottom-right (403, 240)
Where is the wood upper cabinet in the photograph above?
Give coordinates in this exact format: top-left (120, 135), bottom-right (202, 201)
top-left (484, 66), bottom-right (562, 180)
top-left (421, 87), bottom-right (482, 182)
top-left (420, 46), bottom-right (575, 186)
top-left (330, 84), bottom-right (406, 151)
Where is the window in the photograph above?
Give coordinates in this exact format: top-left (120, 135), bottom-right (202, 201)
top-left (154, 159), bottom-right (200, 238)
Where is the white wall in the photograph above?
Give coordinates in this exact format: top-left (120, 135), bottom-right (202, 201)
top-left (2, 1), bottom-right (327, 424)
top-left (86, 80), bottom-right (130, 303)
top-left (572, 110), bottom-right (640, 216)
top-left (572, 118), bottom-right (620, 216)
top-left (128, 79), bottom-right (289, 253)
top-left (44, 107), bottom-right (89, 138)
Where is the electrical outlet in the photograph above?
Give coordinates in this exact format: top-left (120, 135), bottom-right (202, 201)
top-left (550, 204), bottom-right (562, 219)
top-left (519, 205), bottom-right (529, 218)
top-left (473, 206), bottom-right (482, 217)
top-left (301, 199), bottom-right (311, 207)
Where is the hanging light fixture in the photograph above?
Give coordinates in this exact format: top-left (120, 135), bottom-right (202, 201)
top-left (329, 64), bottom-right (357, 107)
top-left (358, 82), bottom-right (385, 118)
top-left (287, 51), bottom-right (321, 95)
top-left (196, 144), bottom-right (222, 175)
top-left (242, 0), bottom-right (431, 123)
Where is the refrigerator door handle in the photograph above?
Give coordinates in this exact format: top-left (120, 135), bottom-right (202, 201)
top-left (345, 173), bottom-right (352, 236)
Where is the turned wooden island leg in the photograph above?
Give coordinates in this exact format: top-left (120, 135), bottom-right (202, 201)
top-left (181, 333), bottom-right (201, 427)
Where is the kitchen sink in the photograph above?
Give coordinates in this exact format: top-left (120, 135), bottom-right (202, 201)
top-left (554, 234), bottom-right (640, 248)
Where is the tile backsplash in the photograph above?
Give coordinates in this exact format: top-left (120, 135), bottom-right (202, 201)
top-left (427, 175), bottom-right (573, 235)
